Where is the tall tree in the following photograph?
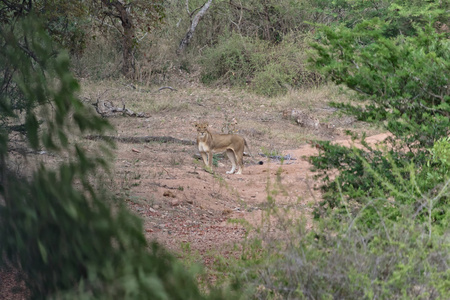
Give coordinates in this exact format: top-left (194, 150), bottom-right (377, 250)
top-left (97, 0), bottom-right (165, 77)
top-left (0, 0), bottom-right (165, 78)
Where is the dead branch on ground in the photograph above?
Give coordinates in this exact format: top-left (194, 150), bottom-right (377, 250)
top-left (92, 99), bottom-right (148, 118)
top-left (85, 135), bottom-right (195, 145)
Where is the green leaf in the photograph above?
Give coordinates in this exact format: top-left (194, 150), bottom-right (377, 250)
top-left (38, 240), bottom-right (48, 263)
top-left (25, 113), bottom-right (39, 149)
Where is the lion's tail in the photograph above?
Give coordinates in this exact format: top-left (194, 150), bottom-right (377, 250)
top-left (244, 139), bottom-right (263, 165)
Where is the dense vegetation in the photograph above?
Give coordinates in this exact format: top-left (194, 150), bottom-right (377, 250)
top-left (1, 0), bottom-right (449, 299)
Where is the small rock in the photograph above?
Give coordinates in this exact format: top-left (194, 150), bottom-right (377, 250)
top-left (163, 190), bottom-right (176, 198)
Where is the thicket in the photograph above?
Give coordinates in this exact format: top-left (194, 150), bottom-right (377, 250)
top-left (0, 15), bottom-right (237, 299)
top-left (197, 1), bottom-right (325, 96)
top-left (200, 33), bottom-right (320, 96)
top-left (206, 1), bottom-right (450, 298)
top-left (197, 0), bottom-right (449, 96)
top-left (308, 6), bottom-right (449, 225)
top-left (225, 183), bottom-right (450, 299)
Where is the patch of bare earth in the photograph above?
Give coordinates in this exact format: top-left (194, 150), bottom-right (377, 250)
top-left (81, 82), bottom-right (384, 262)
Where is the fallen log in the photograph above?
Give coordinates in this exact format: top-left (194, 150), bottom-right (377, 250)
top-left (85, 135), bottom-right (195, 145)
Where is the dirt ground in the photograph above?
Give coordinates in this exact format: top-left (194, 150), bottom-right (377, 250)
top-left (110, 119), bottom-right (388, 259)
top-left (0, 80), bottom-right (389, 298)
top-left (80, 81), bottom-right (385, 261)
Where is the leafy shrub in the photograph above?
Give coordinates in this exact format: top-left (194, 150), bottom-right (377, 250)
top-left (428, 137), bottom-right (450, 175)
top-left (415, 137), bottom-right (450, 228)
top-left (200, 33), bottom-right (262, 86)
top-left (223, 160), bottom-right (449, 299)
top-left (311, 19), bottom-right (449, 151)
top-left (242, 208), bottom-right (450, 299)
top-left (309, 136), bottom-right (450, 231)
top-left (308, 10), bottom-right (450, 223)
top-left (251, 62), bottom-right (291, 97)
top-left (200, 33), bottom-right (321, 96)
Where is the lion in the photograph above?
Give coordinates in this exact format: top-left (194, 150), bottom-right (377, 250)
top-left (194, 122), bottom-right (249, 175)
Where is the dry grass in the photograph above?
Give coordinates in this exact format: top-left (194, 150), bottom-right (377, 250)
top-left (79, 80), bottom-right (380, 154)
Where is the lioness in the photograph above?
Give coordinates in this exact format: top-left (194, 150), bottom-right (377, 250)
top-left (194, 122), bottom-right (248, 174)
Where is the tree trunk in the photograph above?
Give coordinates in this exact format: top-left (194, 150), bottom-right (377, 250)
top-left (121, 13), bottom-right (135, 77)
top-left (177, 0), bottom-right (213, 54)
top-left (101, 0), bottom-right (135, 77)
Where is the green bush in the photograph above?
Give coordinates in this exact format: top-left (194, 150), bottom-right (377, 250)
top-left (311, 19), bottom-right (449, 151)
top-left (200, 33), bottom-right (320, 96)
top-left (222, 159), bottom-right (449, 299)
top-left (200, 33), bottom-right (262, 86)
top-left (251, 61), bottom-right (292, 97)
top-left (308, 7), bottom-right (450, 222)
top-left (428, 137), bottom-right (450, 176)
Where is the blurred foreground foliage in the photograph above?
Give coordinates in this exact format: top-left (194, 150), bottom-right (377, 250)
top-left (0, 15), bottom-right (236, 300)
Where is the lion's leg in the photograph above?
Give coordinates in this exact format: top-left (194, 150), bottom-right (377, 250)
top-left (226, 149), bottom-right (237, 174)
top-left (200, 152), bottom-right (208, 166)
top-left (207, 151), bottom-right (213, 170)
top-left (235, 146), bottom-right (244, 175)
top-left (235, 165), bottom-right (242, 174)
top-left (235, 153), bottom-right (243, 175)
top-left (200, 151), bottom-right (213, 173)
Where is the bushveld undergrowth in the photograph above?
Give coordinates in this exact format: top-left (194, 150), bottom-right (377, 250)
top-left (200, 33), bottom-right (322, 97)
top-left (213, 158), bottom-right (449, 299)
top-left (200, 1), bottom-right (449, 299)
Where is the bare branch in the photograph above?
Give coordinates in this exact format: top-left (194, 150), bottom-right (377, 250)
top-left (157, 86), bottom-right (177, 92)
top-left (185, 0), bottom-right (190, 15)
top-left (177, 0), bottom-right (213, 54)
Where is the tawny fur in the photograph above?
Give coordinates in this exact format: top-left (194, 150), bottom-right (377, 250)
top-left (194, 122), bottom-right (247, 175)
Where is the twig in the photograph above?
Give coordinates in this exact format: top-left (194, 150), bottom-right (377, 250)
top-left (162, 167), bottom-right (175, 179)
top-left (157, 86), bottom-right (177, 92)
